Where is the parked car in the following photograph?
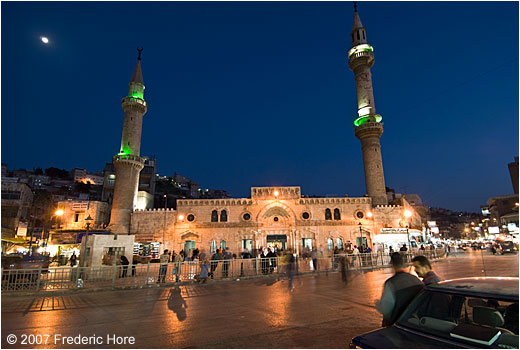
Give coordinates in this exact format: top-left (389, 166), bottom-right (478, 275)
top-left (351, 277), bottom-right (519, 348)
top-left (498, 241), bottom-right (516, 255)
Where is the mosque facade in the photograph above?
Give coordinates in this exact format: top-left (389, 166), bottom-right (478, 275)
top-left (108, 7), bottom-right (423, 255)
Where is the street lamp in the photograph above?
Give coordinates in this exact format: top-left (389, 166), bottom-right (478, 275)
top-left (55, 209), bottom-right (64, 229)
top-left (404, 210), bottom-right (412, 251)
top-left (82, 214), bottom-right (94, 268)
top-left (163, 194), bottom-right (167, 252)
top-left (358, 222), bottom-right (363, 251)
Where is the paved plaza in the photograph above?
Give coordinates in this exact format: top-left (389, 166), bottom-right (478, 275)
top-left (2, 251), bottom-right (518, 349)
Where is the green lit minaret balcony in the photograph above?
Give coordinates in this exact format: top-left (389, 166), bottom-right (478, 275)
top-left (354, 114), bottom-right (382, 127)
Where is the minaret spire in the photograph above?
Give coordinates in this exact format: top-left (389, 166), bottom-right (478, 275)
top-left (347, 5), bottom-right (388, 205)
top-left (108, 51), bottom-right (148, 234)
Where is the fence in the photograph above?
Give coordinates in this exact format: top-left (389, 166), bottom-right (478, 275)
top-left (2, 248), bottom-right (446, 293)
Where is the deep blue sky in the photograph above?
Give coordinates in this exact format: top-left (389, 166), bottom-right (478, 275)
top-left (2, 1), bottom-right (518, 212)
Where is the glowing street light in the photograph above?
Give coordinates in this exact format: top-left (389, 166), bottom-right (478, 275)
top-left (367, 211), bottom-right (373, 218)
top-left (403, 210), bottom-right (412, 251)
top-left (178, 215), bottom-right (184, 221)
top-left (55, 209), bottom-right (64, 216)
top-left (273, 190), bottom-right (279, 197)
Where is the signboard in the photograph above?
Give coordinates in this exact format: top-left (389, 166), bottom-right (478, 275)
top-left (17, 222), bottom-right (28, 237)
top-left (508, 223), bottom-right (518, 233)
top-left (380, 228), bottom-right (408, 234)
top-left (488, 226), bottom-right (500, 234)
top-left (72, 202), bottom-right (89, 211)
top-left (427, 221), bottom-right (437, 227)
top-left (430, 227), bottom-right (439, 234)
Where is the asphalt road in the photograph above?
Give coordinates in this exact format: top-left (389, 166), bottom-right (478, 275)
top-left (2, 251), bottom-right (518, 349)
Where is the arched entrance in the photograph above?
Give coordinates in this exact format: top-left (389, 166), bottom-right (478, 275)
top-left (256, 203), bottom-right (296, 251)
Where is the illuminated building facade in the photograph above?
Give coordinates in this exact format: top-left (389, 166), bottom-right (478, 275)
top-left (113, 8), bottom-right (421, 252)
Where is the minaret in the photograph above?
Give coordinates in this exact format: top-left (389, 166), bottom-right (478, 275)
top-left (108, 49), bottom-right (148, 234)
top-left (348, 3), bottom-right (388, 205)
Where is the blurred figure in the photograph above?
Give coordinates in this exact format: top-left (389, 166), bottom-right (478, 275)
top-left (287, 249), bottom-right (296, 292)
top-left (120, 255), bottom-right (129, 278)
top-left (222, 248), bottom-right (232, 277)
top-left (210, 249), bottom-right (222, 279)
top-left (376, 252), bottom-right (423, 327)
top-left (158, 249), bottom-right (169, 283)
top-left (261, 248), bottom-right (269, 274)
top-left (195, 254), bottom-right (210, 284)
top-left (174, 250), bottom-right (184, 282)
top-left (69, 252), bottom-right (77, 267)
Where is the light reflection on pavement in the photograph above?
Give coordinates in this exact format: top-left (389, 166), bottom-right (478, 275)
top-left (2, 251), bottom-right (518, 348)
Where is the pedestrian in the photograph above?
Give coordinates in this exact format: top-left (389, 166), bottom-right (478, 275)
top-left (240, 249), bottom-right (251, 276)
top-left (287, 249), bottom-right (296, 292)
top-left (340, 254), bottom-right (350, 283)
top-left (174, 250), bottom-right (184, 282)
top-left (69, 252), bottom-right (77, 267)
top-left (120, 255), bottom-right (129, 278)
top-left (419, 244), bottom-right (425, 251)
top-left (311, 248), bottom-right (319, 272)
top-left (222, 248), bottom-right (232, 277)
top-left (261, 248), bottom-right (270, 274)
top-left (411, 255), bottom-right (441, 285)
top-left (376, 252), bottom-right (424, 327)
top-left (195, 253), bottom-right (210, 284)
top-left (267, 247), bottom-right (277, 274)
top-left (157, 249), bottom-right (169, 283)
top-left (210, 249), bottom-right (222, 279)
top-left (352, 245), bottom-right (360, 265)
top-left (131, 255), bottom-right (137, 276)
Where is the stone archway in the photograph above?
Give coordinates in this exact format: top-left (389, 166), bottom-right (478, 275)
top-left (256, 202), bottom-right (297, 251)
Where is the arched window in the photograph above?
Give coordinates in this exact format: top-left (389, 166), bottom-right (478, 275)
top-left (334, 208), bottom-right (341, 220)
top-left (357, 31), bottom-right (360, 40)
top-left (220, 210), bottom-right (228, 222)
top-left (220, 240), bottom-right (227, 250)
top-left (327, 238), bottom-right (334, 251)
top-left (210, 240), bottom-right (217, 254)
top-left (325, 208), bottom-right (332, 220)
top-left (336, 238), bottom-right (343, 249)
top-left (211, 210), bottom-right (218, 222)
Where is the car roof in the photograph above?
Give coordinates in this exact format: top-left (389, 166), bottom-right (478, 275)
top-left (426, 277), bottom-right (519, 301)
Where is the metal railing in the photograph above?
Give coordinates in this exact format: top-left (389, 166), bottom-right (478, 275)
top-left (1, 248), bottom-right (446, 293)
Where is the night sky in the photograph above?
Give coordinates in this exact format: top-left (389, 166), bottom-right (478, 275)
top-left (2, 1), bottom-right (518, 213)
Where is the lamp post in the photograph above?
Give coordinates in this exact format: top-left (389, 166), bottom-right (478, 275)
top-left (404, 210), bottom-right (412, 252)
top-left (358, 222), bottom-right (363, 251)
top-left (82, 214), bottom-right (93, 268)
top-left (163, 194), bottom-right (167, 252)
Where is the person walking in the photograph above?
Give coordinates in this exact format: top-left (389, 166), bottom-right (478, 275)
top-left (195, 254), bottom-right (210, 284)
top-left (261, 248), bottom-right (270, 274)
top-left (210, 249), bottom-right (222, 279)
top-left (376, 252), bottom-right (424, 327)
top-left (267, 247), bottom-right (277, 274)
top-left (411, 255), bottom-right (441, 285)
top-left (222, 248), bottom-right (232, 278)
top-left (157, 249), bottom-right (169, 283)
top-left (69, 252), bottom-right (77, 267)
top-left (174, 250), bottom-right (184, 282)
top-left (120, 255), bottom-right (129, 278)
top-left (287, 250), bottom-right (296, 292)
top-left (352, 245), bottom-right (360, 266)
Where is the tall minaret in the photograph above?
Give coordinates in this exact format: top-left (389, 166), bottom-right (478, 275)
top-left (348, 3), bottom-right (388, 205)
top-left (108, 49), bottom-right (148, 234)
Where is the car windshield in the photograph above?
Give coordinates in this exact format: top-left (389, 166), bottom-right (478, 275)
top-left (397, 290), bottom-right (518, 348)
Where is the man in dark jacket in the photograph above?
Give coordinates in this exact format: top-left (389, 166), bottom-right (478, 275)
top-left (210, 249), bottom-right (222, 279)
top-left (376, 252), bottom-right (423, 327)
top-left (412, 255), bottom-right (441, 285)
